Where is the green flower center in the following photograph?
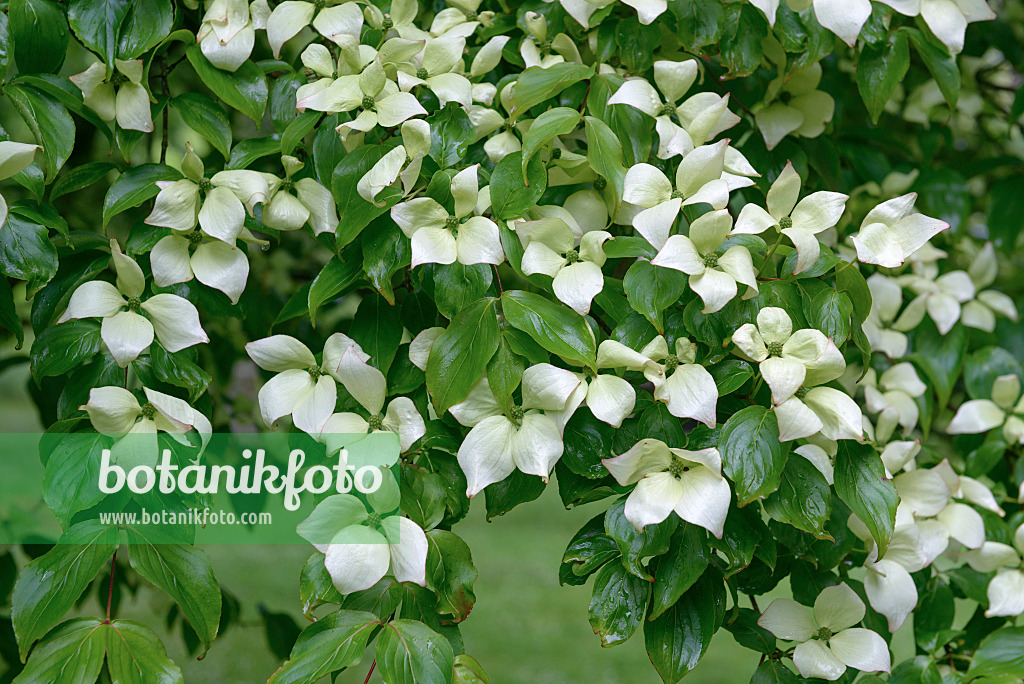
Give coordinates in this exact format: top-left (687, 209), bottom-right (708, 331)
top-left (198, 178), bottom-right (212, 192)
top-left (110, 72), bottom-right (129, 86)
top-left (126, 297), bottom-right (143, 311)
top-left (382, 17), bottom-right (394, 29)
top-left (664, 354), bottom-right (680, 373)
top-left (313, 0), bottom-right (326, 9)
top-left (140, 402), bottom-right (156, 420)
top-left (583, 367), bottom-right (596, 380)
top-left (670, 189), bottom-right (685, 200)
top-left (701, 252), bottom-right (719, 268)
top-left (766, 341), bottom-right (784, 357)
top-left (362, 95), bottom-right (376, 110)
top-left (667, 455), bottom-right (690, 480)
top-left (445, 216), bottom-right (460, 230)
top-left (187, 229), bottom-right (204, 245)
top-left (816, 627), bottom-right (833, 641)
top-left (795, 387), bottom-right (810, 399)
top-left (594, 177), bottom-right (607, 191)
top-left (658, 103), bottom-right (676, 116)
top-left (465, 11), bottom-right (478, 20)
top-left (308, 367), bottom-right (324, 381)
top-left (281, 179), bottom-right (295, 193)
top-left (608, 56), bottom-right (622, 69)
top-left (565, 249), bottom-right (580, 264)
top-left (779, 216), bottom-right (793, 230)
top-left (550, 147), bottom-right (562, 160)
top-left (537, 40), bottom-right (551, 52)
top-left (367, 414), bottom-right (384, 431)
top-left (509, 405), bottom-right (524, 423)
top-left (365, 512), bottom-right (383, 529)
top-left (416, 67), bottom-right (429, 79)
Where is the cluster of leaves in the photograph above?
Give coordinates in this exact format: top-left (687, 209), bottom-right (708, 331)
top-left (0, 0), bottom-right (1023, 682)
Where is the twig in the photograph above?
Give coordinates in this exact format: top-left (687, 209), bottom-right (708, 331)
top-left (106, 550), bottom-right (117, 622)
top-left (363, 660), bottom-right (376, 684)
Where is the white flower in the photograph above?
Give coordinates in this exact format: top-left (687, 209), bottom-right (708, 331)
top-left (893, 270), bottom-right (974, 335)
top-left (754, 64), bottom-right (835, 150)
top-left (851, 193), bottom-right (949, 268)
top-left (786, 0), bottom-right (872, 46)
top-left (69, 59), bottom-right (153, 132)
top-left (516, 217), bottom-right (612, 314)
top-left (470, 36), bottom-right (510, 78)
top-left (960, 242), bottom-right (1018, 332)
top-left (648, 209), bottom-right (757, 313)
top-left (196, 0), bottom-right (268, 71)
top-left (330, 59), bottom-right (428, 139)
top-left (145, 144), bottom-right (270, 244)
top-left (961, 524), bottom-right (1024, 618)
top-left (602, 438), bottom-right (729, 536)
top-left (597, 336), bottom-right (719, 427)
top-left (297, 482), bottom-right (427, 595)
top-left (58, 240), bottom-right (209, 367)
top-left (408, 327), bottom-right (445, 371)
top-left (860, 364), bottom-right (927, 440)
top-left (878, 0), bottom-right (995, 53)
top-left (893, 466), bottom-right (986, 551)
top-left (734, 162), bottom-right (848, 274)
top-left (758, 583), bottom-right (891, 681)
top-left (947, 373), bottom-right (1024, 445)
top-left (451, 369), bottom-right (577, 496)
top-left (428, 0), bottom-right (491, 37)
top-left (859, 525), bottom-right (933, 631)
top-left (245, 333), bottom-right (378, 435)
top-left (260, 156), bottom-right (339, 235)
top-left (467, 82), bottom-right (524, 163)
top-left (557, 0), bottom-right (664, 27)
top-left (149, 225), bottom-right (250, 304)
top-left (607, 60), bottom-right (740, 159)
top-left (0, 142), bottom-right (40, 229)
top-left (862, 274), bottom-right (910, 359)
top-left (357, 120), bottom-right (432, 203)
top-left (397, 36), bottom-right (473, 107)
top-left (624, 141), bottom-right (754, 250)
top-left (391, 165), bottom-right (503, 268)
top-left (266, 0), bottom-right (364, 57)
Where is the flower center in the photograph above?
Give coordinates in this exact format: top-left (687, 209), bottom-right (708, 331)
top-left (795, 387), bottom-right (810, 399)
top-left (126, 297), bottom-right (143, 311)
top-left (701, 252), bottom-right (719, 268)
top-left (281, 179), bottom-right (295, 193)
top-left (667, 455), bottom-right (690, 480)
top-left (583, 367), bottom-right (596, 380)
top-left (509, 405), bottom-right (524, 423)
top-left (416, 67), bottom-right (429, 79)
top-left (187, 228), bottom-right (204, 245)
top-left (817, 627), bottom-right (833, 641)
top-left (445, 216), bottom-right (460, 231)
top-left (198, 178), bottom-right (212, 192)
top-left (550, 147), bottom-right (562, 160)
top-left (766, 341), bottom-right (784, 357)
top-left (361, 95), bottom-right (376, 110)
top-left (313, 0), bottom-right (326, 9)
top-left (365, 512), bottom-right (383, 529)
top-left (367, 414), bottom-right (384, 431)
top-left (308, 366), bottom-right (324, 381)
top-left (564, 249), bottom-right (580, 264)
top-left (110, 72), bottom-right (129, 86)
top-left (382, 17), bottom-right (394, 29)
top-left (594, 177), bottom-right (607, 191)
top-left (537, 40), bottom-right (551, 51)
top-left (658, 103), bottom-right (676, 116)
top-left (140, 402), bottom-right (156, 420)
top-left (465, 11), bottom-right (478, 20)
top-left (779, 216), bottom-right (793, 230)
top-left (664, 354), bottom-right (680, 373)
top-left (670, 189), bottom-right (685, 200)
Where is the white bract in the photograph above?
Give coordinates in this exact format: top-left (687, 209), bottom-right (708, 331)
top-left (860, 363), bottom-right (927, 439)
top-left (297, 477), bottom-right (427, 595)
top-left (391, 165), bottom-right (503, 267)
top-left (265, 0), bottom-right (364, 57)
top-left (650, 209), bottom-right (758, 313)
top-left (260, 156), bottom-right (339, 234)
top-left (734, 162), bottom-right (848, 274)
top-left (245, 333), bottom-right (377, 435)
top-left (516, 217), bottom-right (612, 314)
top-left (0, 142), bottom-right (39, 229)
top-left (602, 438), bottom-right (729, 536)
top-left (758, 583), bottom-right (891, 681)
top-left (878, 0), bottom-right (995, 53)
top-left (947, 374), bottom-right (1024, 445)
top-left (396, 35), bottom-right (473, 107)
top-left (857, 525), bottom-right (934, 631)
top-left (895, 270), bottom-right (975, 335)
top-left (317, 365), bottom-right (426, 453)
top-left (70, 59), bottom-right (153, 132)
top-left (960, 242), bottom-right (1018, 332)
top-left (862, 274), bottom-right (910, 359)
top-left (755, 64), bottom-right (836, 150)
top-left (58, 240), bottom-right (209, 367)
top-left (893, 466), bottom-right (986, 552)
top-left (197, 0), bottom-right (269, 71)
top-left (961, 524), bottom-right (1024, 618)
top-left (357, 120), bottom-right (432, 203)
top-left (851, 193), bottom-right (949, 268)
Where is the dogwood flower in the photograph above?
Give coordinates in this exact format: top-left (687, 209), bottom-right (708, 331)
top-left (961, 524), bottom-right (1024, 618)
top-left (391, 165), bottom-right (503, 268)
top-left (788, 0), bottom-right (871, 45)
top-left (467, 82), bottom-right (523, 163)
top-left (149, 222), bottom-right (249, 304)
top-left (0, 142), bottom-right (39, 229)
top-left (894, 467), bottom-right (985, 551)
top-left (948, 374), bottom-right (1024, 445)
top-left (451, 366), bottom-right (578, 496)
top-left (516, 218), bottom-right (612, 314)
top-left (895, 270), bottom-right (975, 335)
top-left (329, 60), bottom-right (428, 139)
top-left (245, 333), bottom-right (375, 434)
top-left (860, 364), bottom-right (927, 438)
top-left (266, 0), bottom-right (364, 57)
top-left (358, 121), bottom-right (431, 205)
top-left (297, 480), bottom-right (427, 595)
top-left (396, 35), bottom-right (472, 107)
top-left (960, 242), bottom-right (1018, 332)
top-left (754, 64), bottom-right (835, 150)
top-left (260, 156), bottom-right (339, 234)
top-left (862, 274), bottom-right (910, 358)
top-left (470, 36), bottom-right (510, 79)
top-left (58, 240), bottom-right (208, 367)
top-left (69, 59), bottom-right (153, 132)
top-left (428, 0), bottom-right (491, 37)
top-left (851, 193), bottom-right (949, 268)
top-left (558, 0), bottom-right (665, 27)
top-left (650, 209), bottom-right (758, 313)
top-left (597, 336), bottom-right (719, 427)
top-left (197, 0), bottom-right (269, 71)
top-left (758, 583), bottom-right (891, 681)
top-left (878, 0), bottom-right (995, 53)
top-left (602, 438), bottom-right (729, 536)
top-left (734, 162), bottom-right (848, 274)
top-left (607, 60), bottom-right (739, 159)
top-left (857, 524), bottom-right (933, 631)
top-left (145, 144), bottom-right (270, 244)
top-left (408, 327), bottom-right (445, 371)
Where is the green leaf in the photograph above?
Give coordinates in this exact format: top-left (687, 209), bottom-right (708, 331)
top-left (605, 498), bottom-right (677, 580)
top-left (834, 440), bottom-right (898, 556)
top-left (589, 561), bottom-right (649, 647)
top-left (489, 151), bottom-right (548, 220)
top-left (964, 346), bottom-right (1023, 401)
top-left (426, 298), bottom-right (500, 415)
top-left (171, 93), bottom-right (232, 159)
top-left (749, 659), bottom-right (802, 683)
top-left (227, 136), bottom-right (283, 170)
top-left (808, 287), bottom-right (853, 345)
top-left (968, 627), bottom-right (1024, 680)
top-left (375, 619), bottom-right (455, 684)
top-left (30, 319), bottom-right (101, 381)
top-left (0, 275), bottom-right (23, 348)
top-left (520, 107), bottom-right (581, 181)
top-left (857, 32), bottom-right (911, 123)
top-left (147, 345), bottom-right (212, 402)
top-left (669, 0), bottom-right (723, 51)
top-left (584, 116), bottom-right (627, 203)
top-left (501, 290), bottom-right (596, 366)
top-left (425, 529), bottom-right (478, 622)
top-left (362, 217), bottom-right (410, 305)
top-left (615, 16), bottom-right (661, 72)
top-left (486, 336), bottom-right (524, 414)
top-left (402, 464), bottom-right (447, 531)
top-left (561, 408), bottom-right (614, 479)
top-left (185, 46), bottom-right (268, 123)
top-left (707, 359), bottom-right (753, 396)
top-left (67, 0), bottom-right (131, 68)
top-left (105, 619), bottom-right (185, 684)
top-left (102, 163), bottom-right (182, 226)
top-left (623, 260), bottom-right (688, 333)
top-left (281, 111), bottom-right (320, 156)
top-left (719, 406), bottom-right (789, 506)
top-left (0, 14), bottom-right (11, 84)
top-left (307, 254), bottom-right (362, 325)
top-left (835, 261), bottom-right (872, 321)
top-left (116, 0), bottom-right (174, 60)
top-left (268, 610), bottom-right (378, 684)
top-left (331, 143), bottom-right (401, 247)
top-left (644, 569), bottom-right (725, 684)
top-left (484, 469), bottom-right (546, 520)
top-left (720, 4), bottom-right (767, 78)
top-left (42, 432), bottom-right (108, 528)
top-left (649, 524), bottom-right (710, 621)
top-left (989, 176), bottom-right (1024, 254)
top-left (125, 530), bottom-right (222, 650)
top-left (6, 84), bottom-right (74, 182)
top-left (508, 63), bottom-right (595, 120)
top-left (904, 28), bottom-right (959, 110)
top-left (429, 262), bottom-right (492, 320)
top-left (299, 553), bottom-right (343, 618)
top-left (428, 102), bottom-right (475, 169)
top-left (13, 618), bottom-right (106, 681)
top-left (763, 454), bottom-right (832, 539)
top-left (725, 609), bottom-right (777, 655)
top-left (9, 0), bottom-right (69, 74)
top-left (908, 320), bottom-right (967, 409)
top-left (50, 161), bottom-right (117, 201)
top-left (0, 215), bottom-right (58, 296)
top-left (349, 292), bottom-right (404, 374)
top-left (11, 521), bottom-right (118, 659)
